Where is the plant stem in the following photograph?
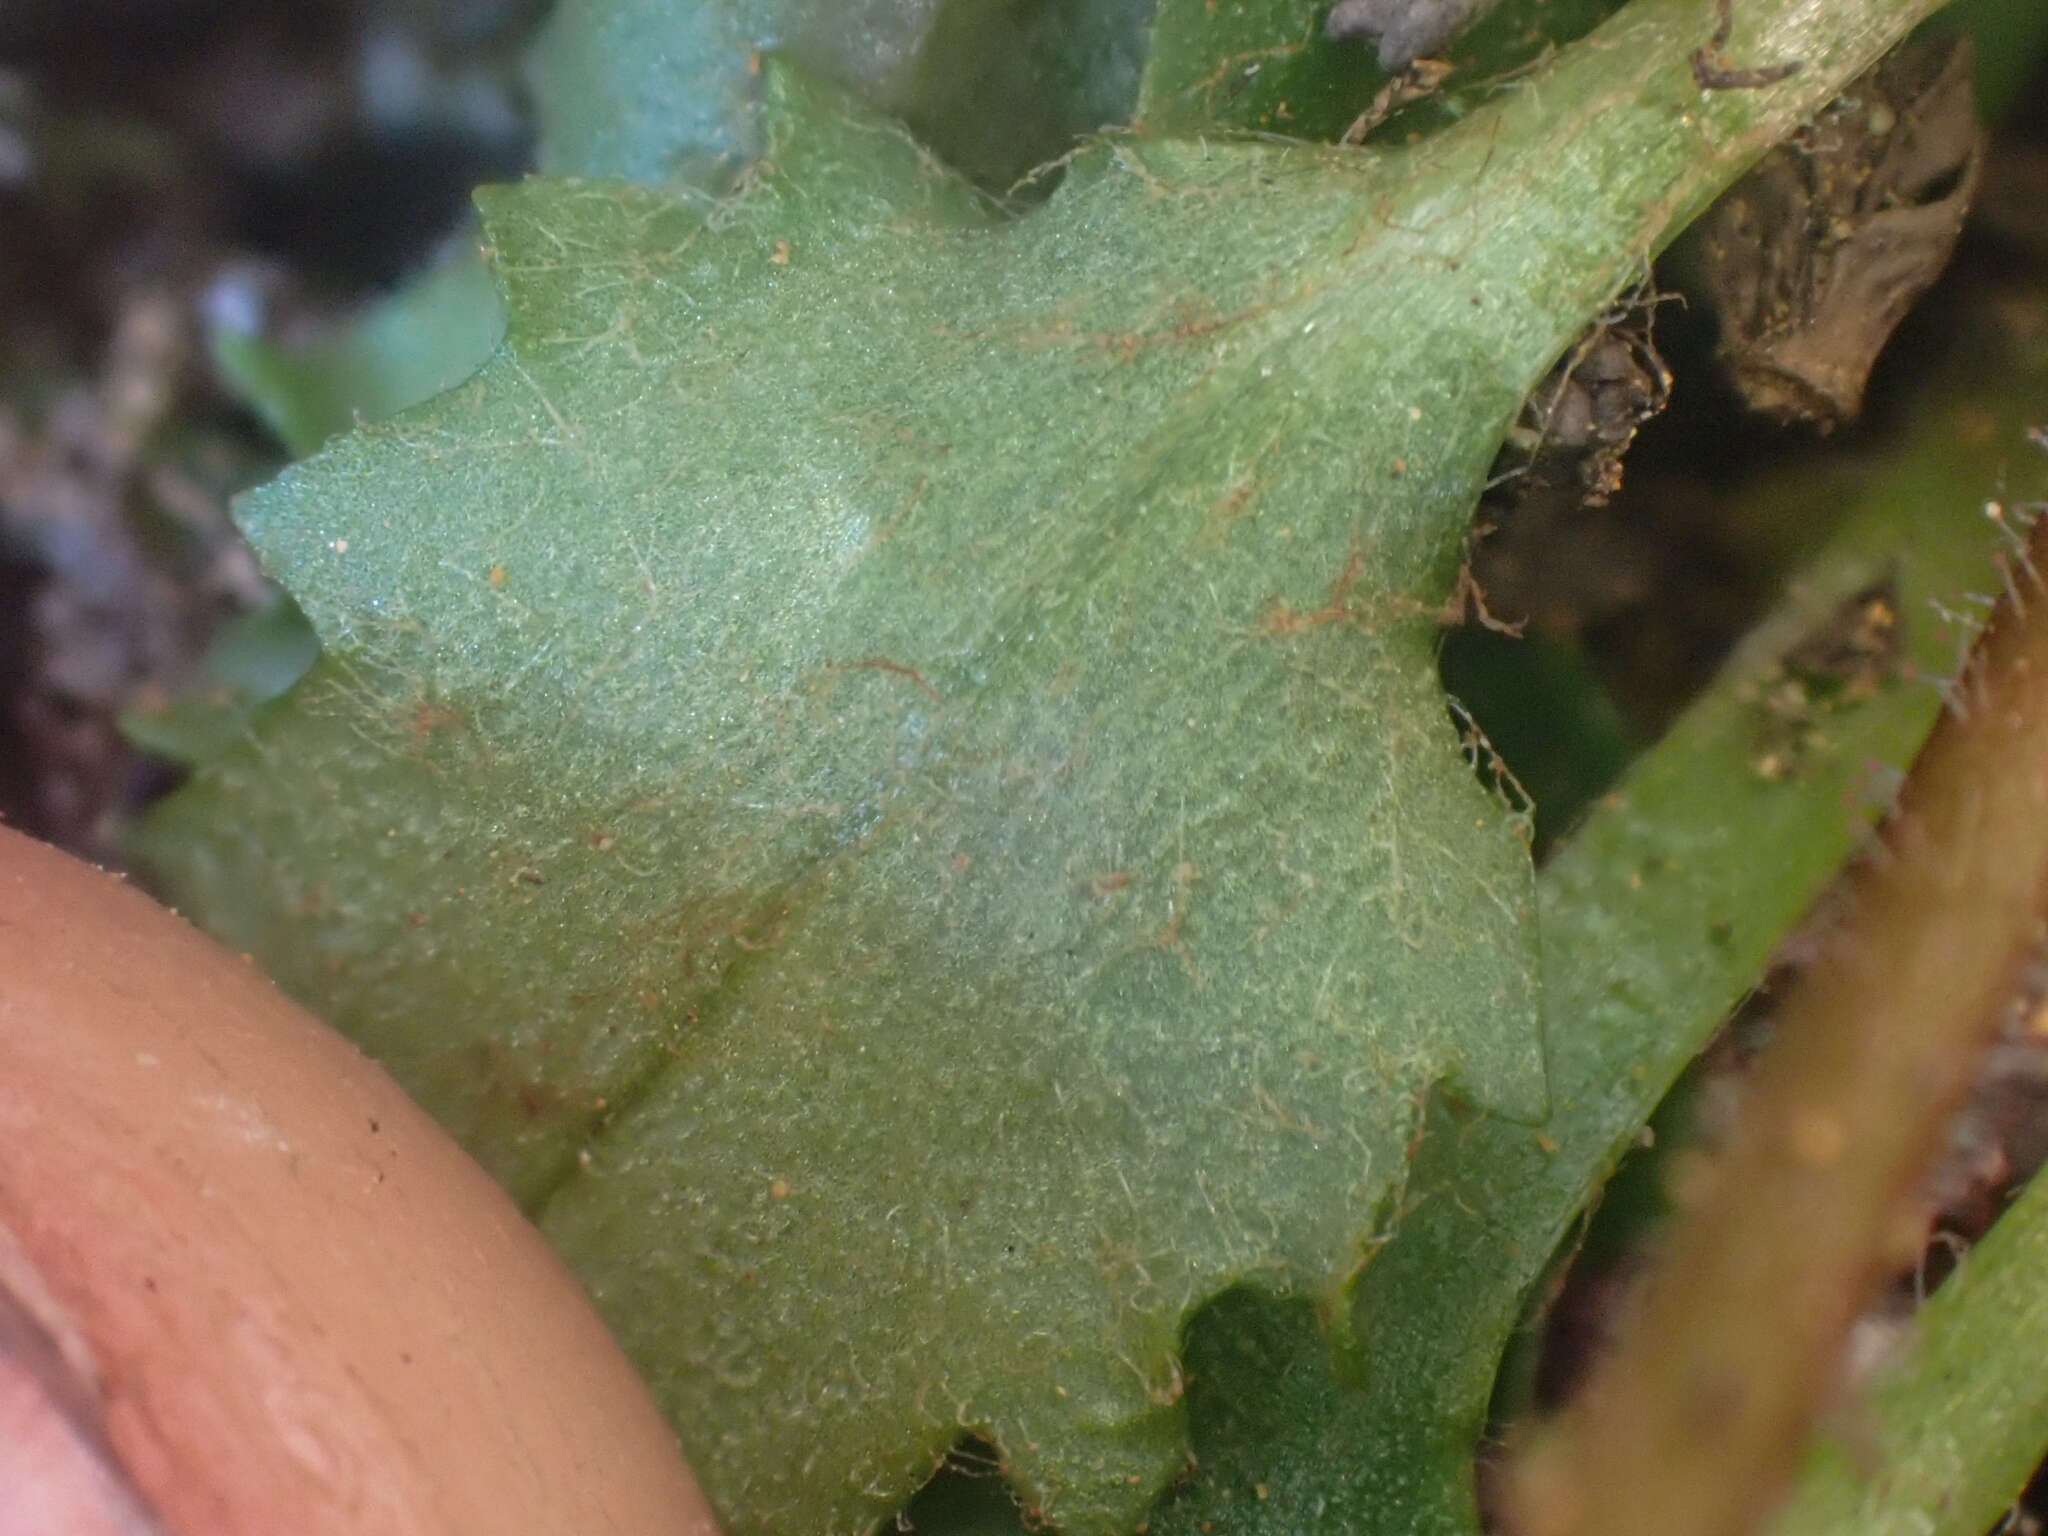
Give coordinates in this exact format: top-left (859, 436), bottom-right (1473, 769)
top-left (1504, 508), bottom-right (2048, 1536)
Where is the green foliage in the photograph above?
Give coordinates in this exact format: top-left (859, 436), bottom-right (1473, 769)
top-left (149, 66), bottom-right (1560, 1531)
top-left (1137, 0), bottom-right (1627, 142)
top-left (1774, 1159), bottom-right (2048, 1536)
top-left (119, 595), bottom-right (321, 764)
top-left (1932, 0), bottom-right (2048, 119)
top-left (208, 245), bottom-right (507, 458)
top-left (532, 0), bottom-right (1152, 190)
top-left (137, 0), bottom-right (1978, 1531)
top-left (1141, 333), bottom-right (2048, 1535)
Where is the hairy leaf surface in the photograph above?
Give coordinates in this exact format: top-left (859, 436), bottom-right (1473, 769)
top-left (1142, 216), bottom-right (2040, 1536)
top-left (140, 0), bottom-right (1936, 1526)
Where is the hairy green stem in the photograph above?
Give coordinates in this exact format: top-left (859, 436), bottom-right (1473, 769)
top-left (1505, 510), bottom-right (2048, 1536)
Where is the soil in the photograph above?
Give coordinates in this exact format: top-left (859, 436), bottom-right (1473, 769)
top-left (0, 0), bottom-right (534, 861)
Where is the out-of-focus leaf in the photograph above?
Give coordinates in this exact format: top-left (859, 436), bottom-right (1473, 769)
top-left (140, 0), bottom-right (1948, 1529)
top-left (1772, 1163), bottom-right (2048, 1536)
top-left (119, 595), bottom-right (320, 764)
top-left (1930, 0), bottom-right (2048, 122)
top-left (1136, 0), bottom-right (1626, 142)
top-left (208, 243), bottom-right (506, 458)
top-left (1438, 627), bottom-right (1638, 854)
top-left (532, 0), bottom-right (1151, 190)
top-left (532, 0), bottom-right (939, 184)
top-left (891, 0), bottom-right (1153, 190)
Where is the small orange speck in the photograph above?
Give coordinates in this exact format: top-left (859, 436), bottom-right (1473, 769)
top-left (1535, 1132), bottom-right (1559, 1154)
top-left (1255, 1484), bottom-right (1270, 1501)
top-left (1789, 1109), bottom-right (1846, 1166)
top-left (746, 50), bottom-right (762, 75)
top-left (770, 240), bottom-right (791, 265)
top-left (770, 1179), bottom-right (790, 1200)
top-left (489, 563), bottom-right (508, 587)
top-left (332, 538), bottom-right (349, 553)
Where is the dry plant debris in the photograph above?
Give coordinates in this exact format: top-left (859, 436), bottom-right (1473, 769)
top-left (1699, 33), bottom-right (1982, 427)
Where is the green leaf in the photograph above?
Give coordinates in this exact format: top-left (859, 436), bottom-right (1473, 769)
top-left (1135, 269), bottom-right (2048, 1536)
top-left (532, 0), bottom-right (1151, 190)
top-left (1772, 1162), bottom-right (2048, 1536)
top-left (208, 244), bottom-right (506, 458)
top-left (1438, 628), bottom-right (1637, 854)
top-left (532, 0), bottom-right (924, 185)
top-left (1931, 0), bottom-right (2048, 122)
top-left (1138, 0), bottom-right (1366, 139)
top-left (139, 0), bottom-right (1946, 1529)
top-left (889, 0), bottom-right (1153, 190)
top-left (146, 77), bottom-right (1544, 1530)
top-left (1136, 0), bottom-right (1628, 142)
top-left (118, 596), bottom-right (320, 765)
